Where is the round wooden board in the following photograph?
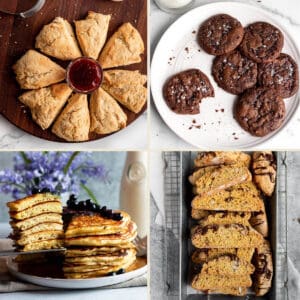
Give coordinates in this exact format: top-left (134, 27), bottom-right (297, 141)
top-left (0, 0), bottom-right (147, 142)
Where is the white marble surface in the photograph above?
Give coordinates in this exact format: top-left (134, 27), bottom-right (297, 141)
top-left (150, 0), bottom-right (300, 150)
top-left (0, 112), bottom-right (147, 150)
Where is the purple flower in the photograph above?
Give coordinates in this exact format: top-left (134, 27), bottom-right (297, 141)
top-left (0, 152), bottom-right (108, 201)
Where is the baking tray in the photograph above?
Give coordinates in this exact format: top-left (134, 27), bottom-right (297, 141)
top-left (162, 151), bottom-right (288, 300)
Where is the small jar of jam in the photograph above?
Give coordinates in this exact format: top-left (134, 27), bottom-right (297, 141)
top-left (66, 57), bottom-right (103, 94)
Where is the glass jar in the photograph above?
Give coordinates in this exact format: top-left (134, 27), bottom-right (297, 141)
top-left (154, 0), bottom-right (195, 14)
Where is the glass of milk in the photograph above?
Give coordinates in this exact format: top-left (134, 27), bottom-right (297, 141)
top-left (154, 0), bottom-right (195, 14)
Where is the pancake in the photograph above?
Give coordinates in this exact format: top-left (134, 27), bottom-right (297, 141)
top-left (10, 213), bottom-right (63, 231)
top-left (7, 193), bottom-right (61, 212)
top-left (16, 230), bottom-right (64, 246)
top-left (64, 254), bottom-right (136, 279)
top-left (9, 201), bottom-right (62, 220)
top-left (21, 239), bottom-right (64, 251)
top-left (65, 244), bottom-right (136, 257)
top-left (65, 221), bottom-right (137, 247)
top-left (65, 211), bottom-right (131, 238)
top-left (13, 222), bottom-right (63, 237)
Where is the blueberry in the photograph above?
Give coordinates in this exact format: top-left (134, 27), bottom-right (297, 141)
top-left (41, 188), bottom-right (51, 193)
top-left (100, 206), bottom-right (107, 213)
top-left (112, 213), bottom-right (123, 221)
top-left (108, 271), bottom-right (116, 276)
top-left (106, 209), bottom-right (113, 218)
top-left (69, 194), bottom-right (77, 201)
top-left (91, 203), bottom-right (98, 211)
top-left (116, 269), bottom-right (124, 275)
top-left (31, 187), bottom-right (41, 194)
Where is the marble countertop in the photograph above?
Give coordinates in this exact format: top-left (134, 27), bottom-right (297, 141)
top-left (0, 110), bottom-right (147, 150)
top-left (150, 0), bottom-right (300, 150)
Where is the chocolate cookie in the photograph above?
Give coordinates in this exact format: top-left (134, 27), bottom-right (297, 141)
top-left (198, 14), bottom-right (244, 56)
top-left (235, 87), bottom-right (286, 137)
top-left (212, 50), bottom-right (258, 95)
top-left (163, 69), bottom-right (214, 114)
top-left (258, 53), bottom-right (299, 98)
top-left (240, 22), bottom-right (284, 63)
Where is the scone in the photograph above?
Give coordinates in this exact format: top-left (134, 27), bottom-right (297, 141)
top-left (75, 11), bottom-right (111, 60)
top-left (19, 83), bottom-right (72, 130)
top-left (194, 151), bottom-right (251, 168)
top-left (99, 22), bottom-right (144, 69)
top-left (90, 88), bottom-right (127, 134)
top-left (52, 93), bottom-right (90, 142)
top-left (13, 50), bottom-right (65, 89)
top-left (191, 224), bottom-right (263, 248)
top-left (253, 239), bottom-right (273, 296)
top-left (36, 17), bottom-right (82, 60)
top-left (252, 151), bottom-right (277, 196)
top-left (102, 70), bottom-right (147, 113)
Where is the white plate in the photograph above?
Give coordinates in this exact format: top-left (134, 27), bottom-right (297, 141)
top-left (7, 257), bottom-right (147, 289)
top-left (151, 1), bottom-right (300, 149)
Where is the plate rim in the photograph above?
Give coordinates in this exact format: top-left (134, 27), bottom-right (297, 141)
top-left (7, 257), bottom-right (147, 289)
top-left (151, 1), bottom-right (300, 149)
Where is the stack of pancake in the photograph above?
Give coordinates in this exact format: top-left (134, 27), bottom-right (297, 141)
top-left (64, 211), bottom-right (137, 279)
top-left (7, 193), bottom-right (64, 251)
top-left (189, 151), bottom-right (273, 297)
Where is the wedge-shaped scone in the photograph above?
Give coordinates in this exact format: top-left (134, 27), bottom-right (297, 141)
top-left (102, 70), bottom-right (147, 113)
top-left (189, 165), bottom-right (252, 196)
top-left (253, 239), bottom-right (273, 296)
top-left (19, 83), bottom-right (72, 130)
top-left (192, 248), bottom-right (255, 264)
top-left (99, 22), bottom-right (144, 69)
top-left (90, 88), bottom-right (127, 134)
top-left (75, 11), bottom-right (111, 60)
top-left (201, 255), bottom-right (255, 276)
top-left (191, 182), bottom-right (264, 212)
top-left (194, 151), bottom-right (251, 168)
top-left (191, 273), bottom-right (252, 290)
top-left (13, 50), bottom-right (65, 89)
top-left (191, 224), bottom-right (263, 248)
top-left (36, 17), bottom-right (81, 60)
top-left (52, 93), bottom-right (90, 142)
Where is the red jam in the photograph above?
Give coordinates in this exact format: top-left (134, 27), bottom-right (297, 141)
top-left (66, 57), bottom-right (102, 93)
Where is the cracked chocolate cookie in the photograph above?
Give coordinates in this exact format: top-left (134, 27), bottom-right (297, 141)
top-left (235, 87), bottom-right (286, 137)
top-left (163, 69), bottom-right (214, 114)
top-left (240, 22), bottom-right (284, 63)
top-left (258, 53), bottom-right (299, 98)
top-left (212, 50), bottom-right (258, 95)
top-left (198, 14), bottom-right (244, 56)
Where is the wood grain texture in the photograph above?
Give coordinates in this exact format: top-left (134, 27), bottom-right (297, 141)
top-left (0, 0), bottom-right (147, 142)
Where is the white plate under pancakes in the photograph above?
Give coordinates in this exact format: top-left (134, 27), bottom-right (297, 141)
top-left (7, 257), bottom-right (147, 289)
top-left (151, 1), bottom-right (300, 149)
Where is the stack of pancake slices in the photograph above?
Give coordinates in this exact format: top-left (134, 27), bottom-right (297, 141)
top-left (63, 211), bottom-right (137, 279)
top-left (7, 192), bottom-right (64, 251)
top-left (189, 151), bottom-right (276, 297)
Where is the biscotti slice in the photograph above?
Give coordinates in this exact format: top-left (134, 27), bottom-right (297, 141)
top-left (200, 255), bottom-right (255, 276)
top-left (194, 151), bottom-right (251, 168)
top-left (192, 248), bottom-right (255, 264)
top-left (189, 166), bottom-right (219, 185)
top-left (252, 151), bottom-right (276, 196)
top-left (206, 287), bottom-right (247, 296)
top-left (190, 165), bottom-right (252, 197)
top-left (191, 224), bottom-right (263, 248)
top-left (191, 209), bottom-right (210, 220)
top-left (192, 182), bottom-right (264, 212)
top-left (191, 273), bottom-right (252, 290)
top-left (253, 239), bottom-right (273, 296)
top-left (198, 211), bottom-right (251, 227)
top-left (250, 208), bottom-right (269, 237)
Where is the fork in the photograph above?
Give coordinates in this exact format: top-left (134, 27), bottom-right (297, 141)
top-left (134, 236), bottom-right (147, 257)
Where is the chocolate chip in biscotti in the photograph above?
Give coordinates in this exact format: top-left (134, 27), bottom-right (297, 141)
top-left (198, 14), bottom-right (244, 56)
top-left (212, 50), bottom-right (258, 95)
top-left (163, 69), bottom-right (214, 114)
top-left (240, 22), bottom-right (284, 63)
top-left (258, 53), bottom-right (299, 98)
top-left (235, 87), bottom-right (286, 137)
